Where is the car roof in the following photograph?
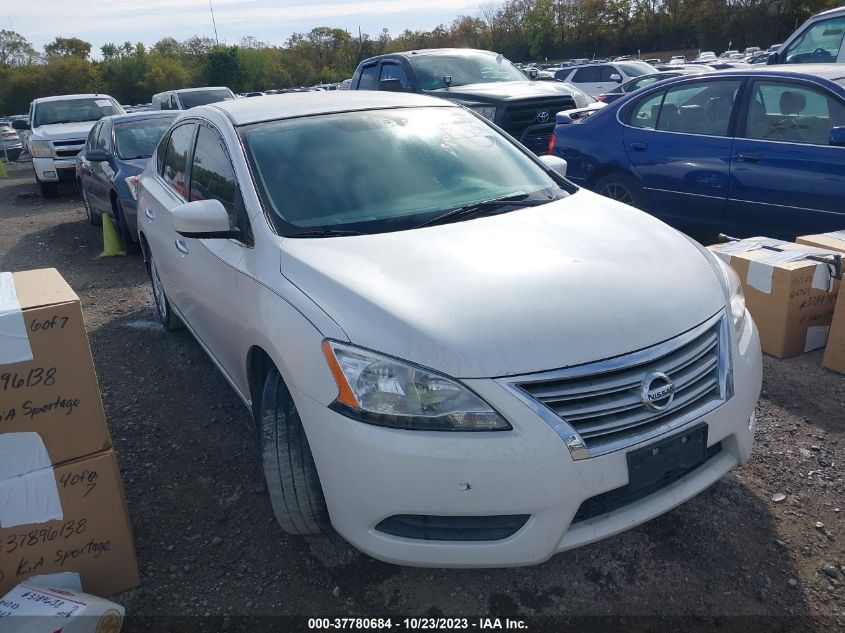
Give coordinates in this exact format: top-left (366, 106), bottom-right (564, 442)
top-left (704, 64), bottom-right (845, 82)
top-left (33, 93), bottom-right (117, 104)
top-left (101, 111), bottom-right (177, 125)
top-left (174, 86), bottom-right (232, 94)
top-left (203, 91), bottom-right (455, 126)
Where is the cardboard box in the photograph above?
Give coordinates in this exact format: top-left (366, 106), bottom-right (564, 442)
top-left (796, 230), bottom-right (845, 254)
top-left (823, 286), bottom-right (845, 374)
top-left (709, 238), bottom-right (841, 358)
top-left (0, 449), bottom-right (139, 597)
top-left (0, 582), bottom-right (124, 633)
top-left (0, 269), bottom-right (111, 467)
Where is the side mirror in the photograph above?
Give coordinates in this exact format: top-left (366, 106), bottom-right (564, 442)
top-left (830, 126), bottom-right (845, 147)
top-left (84, 149), bottom-right (110, 162)
top-left (539, 154), bottom-right (567, 177)
top-left (12, 119), bottom-right (29, 131)
top-left (171, 199), bottom-right (234, 238)
top-left (378, 78), bottom-right (405, 92)
top-left (528, 68), bottom-right (539, 80)
top-left (610, 73), bottom-right (622, 83)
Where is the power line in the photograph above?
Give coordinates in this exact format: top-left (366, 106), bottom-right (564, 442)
top-left (208, 0), bottom-right (219, 45)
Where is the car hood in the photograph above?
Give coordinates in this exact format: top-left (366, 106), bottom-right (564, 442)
top-left (32, 121), bottom-right (96, 141)
top-left (429, 80), bottom-right (576, 102)
top-left (116, 157), bottom-right (149, 174)
top-left (279, 190), bottom-right (726, 378)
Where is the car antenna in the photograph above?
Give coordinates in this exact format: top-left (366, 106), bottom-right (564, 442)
top-left (718, 233), bottom-right (842, 280)
top-left (443, 75), bottom-right (452, 89)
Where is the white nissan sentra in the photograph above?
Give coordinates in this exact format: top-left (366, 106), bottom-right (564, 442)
top-left (137, 91), bottom-right (762, 567)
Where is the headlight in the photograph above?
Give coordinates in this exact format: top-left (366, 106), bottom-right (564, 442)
top-left (714, 257), bottom-right (747, 335)
top-left (30, 140), bottom-right (52, 158)
top-left (468, 105), bottom-right (497, 121)
top-left (321, 341), bottom-right (511, 431)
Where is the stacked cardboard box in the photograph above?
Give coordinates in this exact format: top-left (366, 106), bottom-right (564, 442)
top-left (708, 238), bottom-right (841, 358)
top-left (0, 269), bottom-right (138, 596)
top-left (796, 232), bottom-right (845, 374)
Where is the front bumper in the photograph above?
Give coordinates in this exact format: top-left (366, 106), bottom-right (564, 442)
top-left (32, 156), bottom-right (78, 182)
top-left (297, 315), bottom-right (761, 568)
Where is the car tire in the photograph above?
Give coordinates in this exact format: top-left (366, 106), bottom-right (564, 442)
top-left (114, 198), bottom-right (140, 254)
top-left (260, 366), bottom-right (331, 535)
top-left (594, 172), bottom-right (647, 210)
top-left (148, 253), bottom-right (182, 331)
top-left (37, 178), bottom-right (60, 200)
top-left (81, 189), bottom-right (102, 226)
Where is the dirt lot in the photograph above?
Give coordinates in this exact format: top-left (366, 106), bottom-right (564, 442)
top-left (1, 160), bottom-right (843, 629)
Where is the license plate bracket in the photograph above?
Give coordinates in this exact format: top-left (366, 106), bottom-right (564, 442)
top-left (626, 423), bottom-right (709, 492)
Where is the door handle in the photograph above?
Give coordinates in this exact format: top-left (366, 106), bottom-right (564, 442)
top-left (737, 153), bottom-right (761, 164)
top-left (629, 142), bottom-right (647, 152)
top-left (144, 208), bottom-right (155, 222)
top-left (175, 239), bottom-right (189, 255)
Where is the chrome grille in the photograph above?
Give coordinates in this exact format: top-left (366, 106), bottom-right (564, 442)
top-left (512, 312), bottom-right (728, 453)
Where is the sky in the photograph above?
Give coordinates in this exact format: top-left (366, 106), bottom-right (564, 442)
top-left (8, 0), bottom-right (489, 55)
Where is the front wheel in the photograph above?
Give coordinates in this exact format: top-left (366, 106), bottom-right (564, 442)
top-left (148, 253), bottom-right (181, 330)
top-left (594, 172), bottom-right (647, 210)
top-left (261, 367), bottom-right (330, 535)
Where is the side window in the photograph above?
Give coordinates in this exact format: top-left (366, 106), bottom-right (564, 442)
top-left (87, 122), bottom-right (102, 150)
top-left (357, 65), bottom-right (379, 90)
top-left (170, 94), bottom-right (180, 110)
top-left (379, 63), bottom-right (412, 90)
top-left (156, 129), bottom-right (171, 174)
top-left (189, 125), bottom-right (243, 231)
top-left (600, 66), bottom-right (618, 81)
top-left (161, 123), bottom-right (195, 198)
top-left (656, 80), bottom-right (741, 136)
top-left (572, 66), bottom-right (601, 83)
top-left (95, 123), bottom-right (110, 151)
top-left (629, 91), bottom-right (666, 129)
top-left (744, 81), bottom-right (845, 145)
top-left (155, 95), bottom-right (168, 110)
top-left (784, 17), bottom-right (845, 64)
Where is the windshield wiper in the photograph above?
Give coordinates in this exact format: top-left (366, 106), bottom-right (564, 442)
top-left (286, 229), bottom-right (365, 238)
top-left (416, 193), bottom-right (550, 228)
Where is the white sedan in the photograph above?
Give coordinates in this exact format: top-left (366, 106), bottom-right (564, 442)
top-left (137, 92), bottom-right (761, 567)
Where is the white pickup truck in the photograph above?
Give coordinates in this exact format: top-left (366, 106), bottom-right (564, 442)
top-left (13, 94), bottom-right (123, 197)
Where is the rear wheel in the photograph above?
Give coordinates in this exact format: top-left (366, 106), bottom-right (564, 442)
top-left (260, 367), bottom-right (330, 535)
top-left (114, 197), bottom-right (140, 254)
top-left (594, 172), bottom-right (647, 210)
top-left (38, 178), bottom-right (60, 200)
top-left (81, 188), bottom-right (101, 226)
top-left (148, 253), bottom-right (181, 330)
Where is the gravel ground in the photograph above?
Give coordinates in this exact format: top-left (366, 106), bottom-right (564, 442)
top-left (0, 161), bottom-right (843, 629)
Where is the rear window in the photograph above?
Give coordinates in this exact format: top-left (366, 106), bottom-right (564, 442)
top-left (114, 117), bottom-right (175, 160)
top-left (617, 62), bottom-right (655, 77)
top-left (178, 89), bottom-right (234, 109)
top-left (34, 98), bottom-right (121, 127)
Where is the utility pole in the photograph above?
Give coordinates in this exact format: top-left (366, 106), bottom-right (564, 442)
top-left (208, 0), bottom-right (220, 45)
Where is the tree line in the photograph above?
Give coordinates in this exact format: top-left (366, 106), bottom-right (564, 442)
top-left (0, 0), bottom-right (838, 114)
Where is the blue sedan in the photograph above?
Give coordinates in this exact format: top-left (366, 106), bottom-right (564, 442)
top-left (549, 65), bottom-right (845, 239)
top-left (77, 111), bottom-right (176, 251)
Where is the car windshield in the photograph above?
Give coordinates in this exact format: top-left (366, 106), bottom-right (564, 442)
top-left (34, 98), bottom-right (121, 127)
top-left (178, 89), bottom-right (234, 109)
top-left (114, 117), bottom-right (175, 159)
top-left (409, 53), bottom-right (527, 90)
top-left (241, 106), bottom-right (565, 236)
top-left (617, 62), bottom-right (656, 77)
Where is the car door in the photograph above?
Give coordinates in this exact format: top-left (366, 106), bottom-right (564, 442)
top-left (622, 78), bottom-right (743, 231)
top-left (172, 122), bottom-right (250, 379)
top-left (88, 122), bottom-right (113, 214)
top-left (727, 78), bottom-right (845, 238)
top-left (78, 123), bottom-right (101, 207)
top-left (355, 63), bottom-right (380, 90)
top-left (141, 121), bottom-right (198, 313)
top-left (378, 61), bottom-right (414, 92)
